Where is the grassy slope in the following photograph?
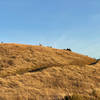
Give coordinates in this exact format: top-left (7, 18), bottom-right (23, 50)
top-left (0, 43), bottom-right (98, 100)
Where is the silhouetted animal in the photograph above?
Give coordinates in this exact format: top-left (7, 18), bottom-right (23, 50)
top-left (64, 48), bottom-right (72, 51)
top-left (67, 48), bottom-right (71, 51)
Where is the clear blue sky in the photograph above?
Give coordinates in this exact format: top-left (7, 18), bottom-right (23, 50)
top-left (0, 0), bottom-right (100, 58)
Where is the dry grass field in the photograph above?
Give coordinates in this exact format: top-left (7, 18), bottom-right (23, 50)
top-left (0, 43), bottom-right (99, 100)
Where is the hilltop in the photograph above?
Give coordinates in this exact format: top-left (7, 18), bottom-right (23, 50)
top-left (0, 43), bottom-right (99, 100)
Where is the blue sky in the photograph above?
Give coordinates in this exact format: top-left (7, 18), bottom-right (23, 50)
top-left (0, 0), bottom-right (100, 58)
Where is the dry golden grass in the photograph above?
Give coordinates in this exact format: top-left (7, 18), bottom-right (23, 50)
top-left (0, 43), bottom-right (99, 100)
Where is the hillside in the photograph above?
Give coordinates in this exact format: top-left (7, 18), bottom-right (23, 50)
top-left (0, 43), bottom-right (99, 100)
